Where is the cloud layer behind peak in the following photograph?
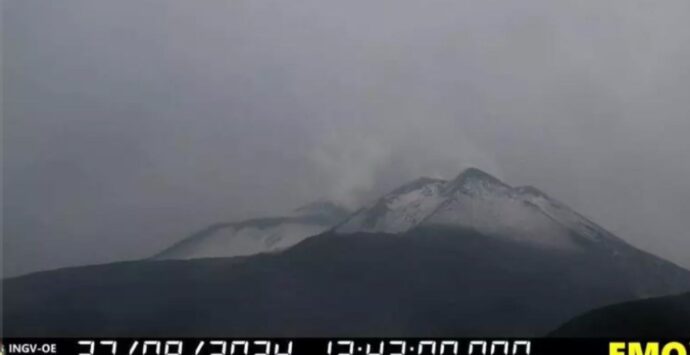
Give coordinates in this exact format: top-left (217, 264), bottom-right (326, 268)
top-left (3, 0), bottom-right (690, 275)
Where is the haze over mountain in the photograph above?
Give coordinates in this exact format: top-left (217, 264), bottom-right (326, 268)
top-left (6, 169), bottom-right (690, 337)
top-left (5, 0), bottom-right (690, 278)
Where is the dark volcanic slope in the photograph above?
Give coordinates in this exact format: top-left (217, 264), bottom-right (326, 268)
top-left (5, 226), bottom-right (690, 337)
top-left (551, 292), bottom-right (690, 337)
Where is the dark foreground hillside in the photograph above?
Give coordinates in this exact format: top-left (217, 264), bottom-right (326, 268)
top-left (5, 227), bottom-right (690, 337)
top-left (552, 292), bottom-right (690, 337)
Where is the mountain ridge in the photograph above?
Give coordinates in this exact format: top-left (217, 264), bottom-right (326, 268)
top-left (6, 167), bottom-right (689, 337)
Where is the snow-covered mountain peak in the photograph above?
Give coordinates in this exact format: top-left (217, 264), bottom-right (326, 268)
top-left (336, 168), bottom-right (517, 236)
top-left (335, 167), bottom-right (621, 251)
top-left (335, 177), bottom-right (446, 234)
top-left (455, 167), bottom-right (504, 185)
top-left (445, 168), bottom-right (510, 196)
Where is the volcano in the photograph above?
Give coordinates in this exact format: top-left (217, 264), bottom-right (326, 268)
top-left (5, 168), bottom-right (689, 337)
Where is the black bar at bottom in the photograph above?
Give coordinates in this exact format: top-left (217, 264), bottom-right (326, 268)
top-left (2, 338), bottom-right (689, 355)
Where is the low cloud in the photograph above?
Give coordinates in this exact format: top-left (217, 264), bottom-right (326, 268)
top-left (3, 0), bottom-right (690, 275)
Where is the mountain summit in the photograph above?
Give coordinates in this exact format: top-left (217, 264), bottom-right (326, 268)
top-left (448, 167), bottom-right (509, 190)
top-left (337, 168), bottom-right (623, 251)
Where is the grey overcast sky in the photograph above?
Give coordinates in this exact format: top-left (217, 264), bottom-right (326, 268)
top-left (3, 0), bottom-right (690, 276)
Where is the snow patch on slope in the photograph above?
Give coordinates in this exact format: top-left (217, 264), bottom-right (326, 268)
top-left (514, 186), bottom-right (618, 244)
top-left (424, 189), bottom-right (578, 250)
top-left (155, 201), bottom-right (350, 260)
top-left (336, 178), bottom-right (446, 234)
top-left (167, 223), bottom-right (329, 260)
